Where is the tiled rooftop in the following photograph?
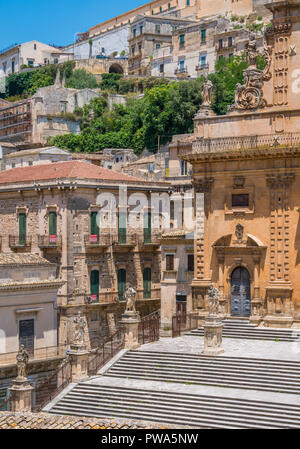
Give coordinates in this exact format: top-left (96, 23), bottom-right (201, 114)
top-left (0, 160), bottom-right (143, 184)
top-left (0, 253), bottom-right (52, 266)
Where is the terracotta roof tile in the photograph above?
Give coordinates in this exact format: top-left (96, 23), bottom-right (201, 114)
top-left (0, 160), bottom-right (144, 185)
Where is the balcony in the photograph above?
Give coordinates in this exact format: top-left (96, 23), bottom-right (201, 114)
top-left (215, 42), bottom-right (236, 52)
top-left (174, 68), bottom-right (189, 78)
top-left (38, 235), bottom-right (62, 250)
top-left (9, 235), bottom-right (32, 249)
top-left (138, 232), bottom-right (161, 249)
top-left (162, 270), bottom-right (177, 281)
top-left (85, 292), bottom-right (118, 305)
top-left (195, 63), bottom-right (209, 72)
top-left (113, 232), bottom-right (137, 249)
top-left (84, 234), bottom-right (110, 250)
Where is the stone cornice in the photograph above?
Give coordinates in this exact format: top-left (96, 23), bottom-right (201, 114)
top-left (182, 145), bottom-right (300, 163)
top-left (0, 280), bottom-right (65, 292)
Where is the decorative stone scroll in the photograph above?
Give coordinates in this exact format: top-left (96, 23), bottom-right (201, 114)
top-left (230, 34), bottom-right (272, 111)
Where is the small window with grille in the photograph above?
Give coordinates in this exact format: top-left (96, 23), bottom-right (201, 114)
top-left (231, 193), bottom-right (249, 208)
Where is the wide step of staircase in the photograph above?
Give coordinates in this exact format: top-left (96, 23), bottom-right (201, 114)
top-left (105, 350), bottom-right (300, 394)
top-left (49, 383), bottom-right (300, 429)
top-left (187, 319), bottom-right (299, 341)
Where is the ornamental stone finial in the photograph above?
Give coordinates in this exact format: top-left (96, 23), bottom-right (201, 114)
top-left (201, 74), bottom-right (213, 107)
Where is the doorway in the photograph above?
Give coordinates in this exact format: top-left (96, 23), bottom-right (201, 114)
top-left (230, 267), bottom-right (251, 317)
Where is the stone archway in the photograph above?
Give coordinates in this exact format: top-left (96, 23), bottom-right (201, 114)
top-left (109, 63), bottom-right (124, 74)
top-left (231, 267), bottom-right (251, 317)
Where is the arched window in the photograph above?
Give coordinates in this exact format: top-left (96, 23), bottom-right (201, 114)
top-left (143, 268), bottom-right (151, 299)
top-left (90, 270), bottom-right (100, 303)
top-left (117, 269), bottom-right (126, 300)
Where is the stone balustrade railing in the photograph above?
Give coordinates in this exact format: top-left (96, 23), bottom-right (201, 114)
top-left (177, 133), bottom-right (300, 157)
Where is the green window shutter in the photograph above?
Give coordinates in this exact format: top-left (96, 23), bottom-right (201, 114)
top-left (118, 212), bottom-right (126, 244)
top-left (143, 212), bottom-right (151, 243)
top-left (19, 213), bottom-right (26, 245)
top-left (117, 269), bottom-right (126, 300)
top-left (90, 212), bottom-right (99, 243)
top-left (90, 270), bottom-right (100, 302)
top-left (143, 268), bottom-right (151, 299)
top-left (49, 212), bottom-right (57, 236)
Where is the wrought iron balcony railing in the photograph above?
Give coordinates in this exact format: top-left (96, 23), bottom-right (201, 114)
top-left (9, 235), bottom-right (32, 248)
top-left (38, 235), bottom-right (62, 249)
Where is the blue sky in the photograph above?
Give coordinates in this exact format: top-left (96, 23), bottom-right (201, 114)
top-left (0, 0), bottom-right (144, 49)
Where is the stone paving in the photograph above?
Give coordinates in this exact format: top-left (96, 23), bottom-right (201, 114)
top-left (137, 335), bottom-right (300, 361)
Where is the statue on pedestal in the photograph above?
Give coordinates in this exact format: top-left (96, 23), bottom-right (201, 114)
top-left (16, 345), bottom-right (29, 379)
top-left (124, 283), bottom-right (137, 313)
top-left (72, 311), bottom-right (86, 345)
top-left (201, 75), bottom-right (213, 107)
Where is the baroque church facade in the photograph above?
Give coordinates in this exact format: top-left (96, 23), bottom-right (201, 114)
top-left (174, 0), bottom-right (300, 328)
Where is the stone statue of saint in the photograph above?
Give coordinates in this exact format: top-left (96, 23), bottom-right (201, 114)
top-left (16, 344), bottom-right (29, 379)
top-left (201, 75), bottom-right (213, 106)
top-left (72, 311), bottom-right (86, 345)
top-left (246, 33), bottom-right (259, 68)
top-left (124, 283), bottom-right (137, 313)
top-left (207, 284), bottom-right (220, 315)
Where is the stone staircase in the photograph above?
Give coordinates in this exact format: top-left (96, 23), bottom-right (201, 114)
top-left (49, 382), bottom-right (300, 429)
top-left (103, 350), bottom-right (300, 394)
top-left (186, 319), bottom-right (299, 341)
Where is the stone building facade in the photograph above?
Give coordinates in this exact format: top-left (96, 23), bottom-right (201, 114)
top-left (174, 0), bottom-right (300, 328)
top-left (0, 253), bottom-right (64, 409)
top-left (0, 160), bottom-right (169, 349)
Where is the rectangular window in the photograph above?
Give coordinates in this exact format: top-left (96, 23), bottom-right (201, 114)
top-left (155, 25), bottom-right (161, 34)
top-left (28, 60), bottom-right (34, 67)
top-left (181, 160), bottom-right (187, 176)
top-left (232, 194), bottom-right (249, 208)
top-left (166, 254), bottom-right (174, 271)
top-left (90, 211), bottom-right (99, 243)
top-left (179, 60), bottom-right (185, 72)
top-left (138, 44), bottom-right (142, 52)
top-left (133, 28), bottom-right (136, 38)
top-left (19, 319), bottom-right (34, 356)
top-left (118, 211), bottom-right (127, 244)
top-left (131, 46), bottom-right (135, 55)
top-left (156, 43), bottom-right (161, 50)
top-left (187, 254), bottom-right (194, 272)
top-left (168, 2), bottom-right (171, 8)
top-left (187, 0), bottom-right (190, 5)
top-left (179, 34), bottom-right (185, 48)
top-left (200, 54), bottom-right (207, 68)
top-left (18, 213), bottom-right (26, 245)
top-left (228, 36), bottom-right (233, 47)
top-left (49, 211), bottom-right (57, 241)
top-left (201, 29), bottom-right (206, 43)
top-left (11, 59), bottom-right (15, 73)
top-left (140, 26), bottom-right (143, 34)
top-left (219, 39), bottom-right (223, 49)
top-left (159, 63), bottom-right (164, 73)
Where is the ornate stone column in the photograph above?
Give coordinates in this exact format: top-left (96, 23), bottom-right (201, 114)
top-left (69, 311), bottom-right (89, 382)
top-left (250, 254), bottom-right (264, 325)
top-left (9, 346), bottom-right (33, 412)
top-left (202, 285), bottom-right (224, 356)
top-left (217, 253), bottom-right (227, 318)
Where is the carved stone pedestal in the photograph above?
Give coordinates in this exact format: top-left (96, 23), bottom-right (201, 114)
top-left (120, 311), bottom-right (140, 350)
top-left (69, 343), bottom-right (89, 382)
top-left (9, 377), bottom-right (34, 412)
top-left (202, 315), bottom-right (224, 356)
